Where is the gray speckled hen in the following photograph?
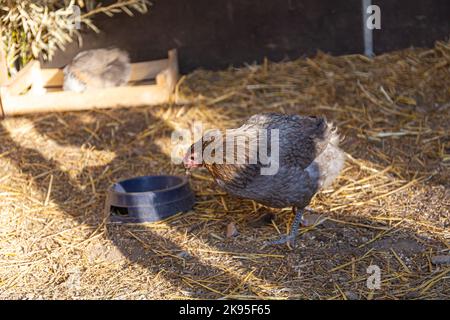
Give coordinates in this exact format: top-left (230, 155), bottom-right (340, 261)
top-left (63, 48), bottom-right (131, 92)
top-left (183, 113), bottom-right (345, 245)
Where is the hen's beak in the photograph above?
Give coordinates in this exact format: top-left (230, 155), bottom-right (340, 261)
top-left (182, 154), bottom-right (201, 175)
top-left (183, 160), bottom-right (202, 170)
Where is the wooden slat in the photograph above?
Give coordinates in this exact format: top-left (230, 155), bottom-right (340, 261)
top-left (4, 60), bottom-right (41, 95)
top-left (1, 84), bottom-right (171, 116)
top-left (40, 68), bottom-right (63, 87)
top-left (166, 49), bottom-right (179, 93)
top-left (154, 50), bottom-right (179, 94)
top-left (129, 59), bottom-right (168, 82)
top-left (40, 59), bottom-right (169, 87)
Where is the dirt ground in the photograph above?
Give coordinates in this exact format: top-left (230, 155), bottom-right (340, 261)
top-left (0, 42), bottom-right (449, 299)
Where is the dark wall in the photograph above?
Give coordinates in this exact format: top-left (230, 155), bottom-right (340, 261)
top-left (374, 0), bottom-right (449, 54)
top-left (45, 0), bottom-right (449, 73)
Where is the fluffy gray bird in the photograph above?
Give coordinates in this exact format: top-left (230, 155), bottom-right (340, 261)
top-left (183, 113), bottom-right (345, 245)
top-left (63, 48), bottom-right (131, 92)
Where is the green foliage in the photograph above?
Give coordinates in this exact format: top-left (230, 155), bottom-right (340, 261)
top-left (0, 0), bottom-right (149, 73)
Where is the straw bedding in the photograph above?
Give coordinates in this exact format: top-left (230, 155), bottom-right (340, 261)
top-left (0, 41), bottom-right (448, 299)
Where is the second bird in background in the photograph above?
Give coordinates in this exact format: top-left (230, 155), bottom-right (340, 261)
top-left (63, 47), bottom-right (131, 93)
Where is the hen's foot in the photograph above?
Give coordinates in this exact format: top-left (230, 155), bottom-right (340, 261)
top-left (264, 207), bottom-right (305, 247)
top-left (264, 234), bottom-right (297, 246)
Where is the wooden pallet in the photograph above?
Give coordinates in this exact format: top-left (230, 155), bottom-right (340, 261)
top-left (0, 49), bottom-right (179, 117)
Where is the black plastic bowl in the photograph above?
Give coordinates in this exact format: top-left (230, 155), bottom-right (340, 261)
top-left (105, 175), bottom-right (195, 223)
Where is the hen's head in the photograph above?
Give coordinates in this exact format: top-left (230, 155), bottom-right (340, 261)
top-left (183, 140), bottom-right (204, 170)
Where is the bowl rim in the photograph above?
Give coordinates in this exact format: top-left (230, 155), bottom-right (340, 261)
top-left (110, 175), bottom-right (189, 196)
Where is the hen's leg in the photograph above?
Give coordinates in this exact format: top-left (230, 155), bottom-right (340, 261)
top-left (265, 207), bottom-right (304, 246)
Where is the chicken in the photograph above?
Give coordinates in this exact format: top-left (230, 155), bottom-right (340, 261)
top-left (63, 48), bottom-right (131, 92)
top-left (183, 113), bottom-right (345, 245)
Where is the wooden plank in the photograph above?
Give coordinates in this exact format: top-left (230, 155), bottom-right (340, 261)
top-left (154, 50), bottom-right (179, 96)
top-left (129, 59), bottom-right (168, 82)
top-left (40, 59), bottom-right (168, 87)
top-left (40, 68), bottom-right (63, 87)
top-left (1, 84), bottom-right (171, 116)
top-left (166, 49), bottom-right (179, 93)
top-left (4, 60), bottom-right (42, 95)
